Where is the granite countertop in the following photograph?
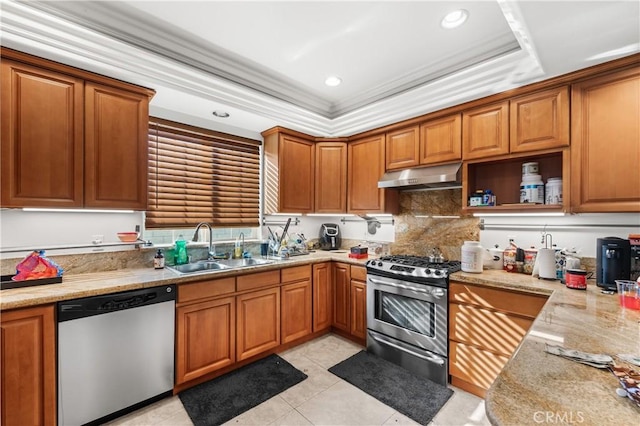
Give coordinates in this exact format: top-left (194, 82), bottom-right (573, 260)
top-left (0, 251), bottom-right (368, 310)
top-left (451, 270), bottom-right (640, 426)
top-left (2, 256), bottom-right (638, 424)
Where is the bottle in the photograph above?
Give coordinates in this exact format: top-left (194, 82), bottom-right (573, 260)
top-left (461, 241), bottom-right (483, 273)
top-left (175, 235), bottom-right (188, 265)
top-left (545, 177), bottom-right (563, 205)
top-left (520, 174), bottom-right (544, 204)
top-left (154, 249), bottom-right (165, 269)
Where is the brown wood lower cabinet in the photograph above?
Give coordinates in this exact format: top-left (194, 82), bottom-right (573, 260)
top-left (332, 262), bottom-right (351, 332)
top-left (175, 296), bottom-right (236, 385)
top-left (175, 277), bottom-right (236, 386)
top-left (312, 262), bottom-right (332, 332)
top-left (448, 281), bottom-right (548, 398)
top-left (281, 266), bottom-right (312, 344)
top-left (237, 287), bottom-right (281, 361)
top-left (1, 304), bottom-right (56, 426)
top-left (331, 263), bottom-right (367, 343)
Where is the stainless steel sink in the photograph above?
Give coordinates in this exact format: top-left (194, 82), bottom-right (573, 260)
top-left (218, 258), bottom-right (274, 268)
top-left (167, 261), bottom-right (232, 275)
top-left (167, 258), bottom-right (273, 274)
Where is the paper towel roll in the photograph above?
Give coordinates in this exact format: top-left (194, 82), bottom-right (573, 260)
top-left (538, 248), bottom-right (557, 279)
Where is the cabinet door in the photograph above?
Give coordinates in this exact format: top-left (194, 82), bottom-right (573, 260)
top-left (1, 305), bottom-right (56, 426)
top-left (332, 262), bottom-right (351, 332)
top-left (279, 134), bottom-right (315, 213)
top-left (281, 280), bottom-right (312, 344)
top-left (462, 101), bottom-right (509, 160)
top-left (510, 86), bottom-right (569, 153)
top-left (350, 280), bottom-right (367, 340)
top-left (348, 135), bottom-right (398, 214)
top-left (1, 60), bottom-right (84, 208)
top-left (175, 296), bottom-right (235, 385)
top-left (571, 68), bottom-right (640, 212)
top-left (315, 141), bottom-right (347, 213)
top-left (419, 114), bottom-right (462, 165)
top-left (84, 82), bottom-right (149, 209)
top-left (385, 126), bottom-right (419, 170)
top-left (236, 287), bottom-right (280, 361)
top-left (313, 262), bottom-right (332, 332)
top-left (449, 340), bottom-right (509, 398)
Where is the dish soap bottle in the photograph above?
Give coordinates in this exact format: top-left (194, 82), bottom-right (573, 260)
top-left (175, 235), bottom-right (188, 265)
top-left (154, 249), bottom-right (165, 269)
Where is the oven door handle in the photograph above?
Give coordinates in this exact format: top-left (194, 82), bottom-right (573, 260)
top-left (368, 277), bottom-right (444, 296)
top-left (368, 331), bottom-right (445, 365)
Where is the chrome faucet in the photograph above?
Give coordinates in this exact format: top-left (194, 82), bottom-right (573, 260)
top-left (192, 222), bottom-right (215, 260)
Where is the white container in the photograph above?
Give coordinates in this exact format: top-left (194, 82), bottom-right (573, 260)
top-left (522, 162), bottom-right (539, 175)
top-left (545, 177), bottom-right (563, 205)
top-left (520, 174), bottom-right (544, 204)
top-left (461, 241), bottom-right (483, 273)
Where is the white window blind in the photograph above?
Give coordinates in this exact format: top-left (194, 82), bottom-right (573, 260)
top-left (146, 117), bottom-right (261, 229)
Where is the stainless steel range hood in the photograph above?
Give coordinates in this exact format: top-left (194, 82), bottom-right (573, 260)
top-left (378, 163), bottom-right (462, 191)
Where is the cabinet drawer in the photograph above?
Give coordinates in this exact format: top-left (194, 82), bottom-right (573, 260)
top-left (449, 340), bottom-right (509, 392)
top-left (178, 277), bottom-right (236, 304)
top-left (350, 265), bottom-right (367, 281)
top-left (449, 303), bottom-right (532, 356)
top-left (236, 270), bottom-right (281, 292)
top-left (281, 265), bottom-right (311, 283)
top-left (449, 282), bottom-right (547, 319)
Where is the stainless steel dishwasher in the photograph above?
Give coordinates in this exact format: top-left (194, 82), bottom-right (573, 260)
top-left (57, 285), bottom-right (176, 426)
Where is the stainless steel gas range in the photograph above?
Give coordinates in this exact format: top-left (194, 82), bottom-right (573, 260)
top-left (365, 255), bottom-right (461, 386)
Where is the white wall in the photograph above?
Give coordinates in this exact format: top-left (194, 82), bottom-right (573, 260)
top-left (479, 213), bottom-right (640, 257)
top-left (0, 209), bottom-right (143, 258)
top-left (262, 214), bottom-right (395, 246)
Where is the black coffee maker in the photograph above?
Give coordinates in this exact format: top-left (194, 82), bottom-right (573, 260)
top-left (596, 237), bottom-right (631, 291)
top-left (319, 223), bottom-right (341, 251)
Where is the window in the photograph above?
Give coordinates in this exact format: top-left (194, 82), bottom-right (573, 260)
top-left (146, 118), bottom-right (261, 231)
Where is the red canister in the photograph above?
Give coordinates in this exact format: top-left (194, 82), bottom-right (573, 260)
top-left (565, 269), bottom-right (587, 289)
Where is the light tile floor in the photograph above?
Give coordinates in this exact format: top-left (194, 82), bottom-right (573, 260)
top-left (107, 334), bottom-right (490, 426)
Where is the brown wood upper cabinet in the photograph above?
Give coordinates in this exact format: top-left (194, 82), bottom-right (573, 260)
top-left (315, 141), bottom-right (347, 213)
top-left (384, 115), bottom-right (462, 170)
top-left (509, 86), bottom-right (569, 153)
top-left (263, 128), bottom-right (315, 214)
top-left (0, 51), bottom-right (153, 209)
top-left (84, 82), bottom-right (149, 209)
top-left (385, 126), bottom-right (419, 170)
top-left (462, 101), bottom-right (510, 160)
top-left (420, 114), bottom-right (462, 165)
top-left (347, 134), bottom-right (399, 214)
top-left (571, 67), bottom-right (640, 212)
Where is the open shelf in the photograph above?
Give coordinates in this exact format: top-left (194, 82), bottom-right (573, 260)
top-left (462, 149), bottom-right (568, 214)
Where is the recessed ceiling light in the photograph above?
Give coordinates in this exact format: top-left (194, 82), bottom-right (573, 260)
top-left (441, 9), bottom-right (469, 29)
top-left (212, 110), bottom-right (230, 118)
top-left (324, 76), bottom-right (342, 87)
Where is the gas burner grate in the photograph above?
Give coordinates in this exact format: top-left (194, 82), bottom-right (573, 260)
top-left (377, 256), bottom-right (461, 273)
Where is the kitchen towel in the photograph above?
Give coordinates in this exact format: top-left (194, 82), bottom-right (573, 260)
top-left (328, 350), bottom-right (453, 425)
top-left (179, 354), bottom-right (307, 425)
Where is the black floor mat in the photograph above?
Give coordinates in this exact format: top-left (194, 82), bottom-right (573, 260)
top-left (328, 350), bottom-right (454, 425)
top-left (179, 354), bottom-right (307, 425)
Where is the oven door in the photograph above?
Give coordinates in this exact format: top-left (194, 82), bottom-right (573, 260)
top-left (366, 273), bottom-right (447, 357)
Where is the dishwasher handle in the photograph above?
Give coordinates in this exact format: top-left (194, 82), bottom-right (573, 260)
top-left (58, 285), bottom-right (175, 322)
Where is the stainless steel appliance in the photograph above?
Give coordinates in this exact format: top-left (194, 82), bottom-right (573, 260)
top-left (58, 285), bottom-right (176, 425)
top-left (365, 255), bottom-right (461, 386)
top-left (596, 237), bottom-right (631, 291)
top-left (319, 223), bottom-right (341, 250)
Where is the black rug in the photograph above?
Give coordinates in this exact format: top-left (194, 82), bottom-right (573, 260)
top-left (328, 350), bottom-right (453, 425)
top-left (179, 354), bottom-right (307, 425)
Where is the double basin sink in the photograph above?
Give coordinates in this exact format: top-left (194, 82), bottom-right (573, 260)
top-left (168, 258), bottom-right (274, 275)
